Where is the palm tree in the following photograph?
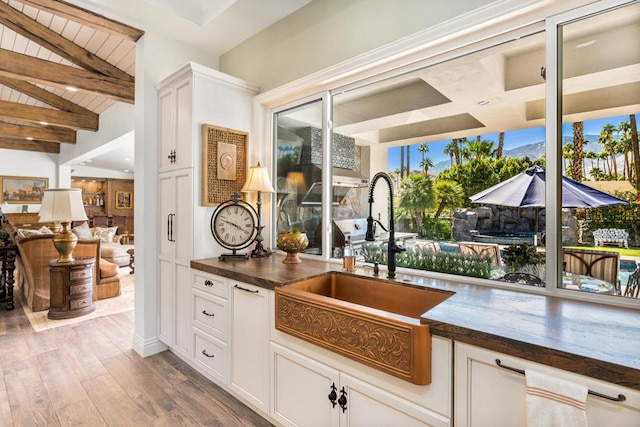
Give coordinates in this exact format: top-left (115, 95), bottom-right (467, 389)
top-left (599, 123), bottom-right (618, 179)
top-left (420, 157), bottom-right (434, 175)
top-left (562, 143), bottom-right (573, 176)
top-left (572, 122), bottom-right (584, 182)
top-left (630, 114), bottom-right (640, 189)
top-left (417, 143), bottom-right (429, 174)
top-left (433, 180), bottom-right (464, 219)
top-left (617, 120), bottom-right (633, 182)
top-left (496, 131), bottom-right (505, 159)
top-left (584, 151), bottom-right (598, 178)
top-left (444, 141), bottom-right (456, 167)
top-left (451, 139), bottom-right (462, 165)
top-left (396, 173), bottom-right (435, 233)
top-left (400, 145), bottom-right (405, 178)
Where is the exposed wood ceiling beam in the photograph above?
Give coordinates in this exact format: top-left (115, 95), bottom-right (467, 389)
top-left (16, 0), bottom-right (144, 42)
top-left (0, 2), bottom-right (133, 82)
top-left (0, 100), bottom-right (98, 130)
top-left (0, 49), bottom-right (134, 103)
top-left (0, 137), bottom-right (59, 153)
top-left (0, 76), bottom-right (96, 115)
top-left (0, 122), bottom-right (76, 144)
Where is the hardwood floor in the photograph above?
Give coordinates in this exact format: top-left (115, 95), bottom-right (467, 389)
top-left (0, 297), bottom-right (273, 426)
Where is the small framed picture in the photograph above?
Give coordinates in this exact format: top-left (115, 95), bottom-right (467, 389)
top-left (116, 191), bottom-right (132, 209)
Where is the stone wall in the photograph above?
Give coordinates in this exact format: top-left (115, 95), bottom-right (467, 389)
top-left (453, 206), bottom-right (579, 245)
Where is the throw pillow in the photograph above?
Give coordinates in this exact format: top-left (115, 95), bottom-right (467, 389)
top-left (93, 226), bottom-right (116, 243)
top-left (73, 221), bottom-right (94, 240)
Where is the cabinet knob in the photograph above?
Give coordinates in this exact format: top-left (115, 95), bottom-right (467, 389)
top-left (204, 279), bottom-right (214, 287)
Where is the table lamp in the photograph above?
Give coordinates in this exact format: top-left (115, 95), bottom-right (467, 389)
top-left (38, 188), bottom-right (88, 263)
top-left (242, 162), bottom-right (275, 257)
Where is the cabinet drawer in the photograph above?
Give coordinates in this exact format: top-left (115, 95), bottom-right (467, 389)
top-left (192, 289), bottom-right (227, 341)
top-left (193, 272), bottom-right (228, 299)
top-left (70, 267), bottom-right (92, 281)
top-left (192, 328), bottom-right (227, 384)
top-left (70, 295), bottom-right (93, 310)
top-left (70, 282), bottom-right (93, 295)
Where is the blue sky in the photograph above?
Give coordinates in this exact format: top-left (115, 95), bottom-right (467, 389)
top-left (388, 114), bottom-right (631, 171)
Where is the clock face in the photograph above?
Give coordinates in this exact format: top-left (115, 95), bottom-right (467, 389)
top-left (212, 202), bottom-right (256, 249)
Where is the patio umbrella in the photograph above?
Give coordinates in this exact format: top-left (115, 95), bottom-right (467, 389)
top-left (469, 165), bottom-right (627, 244)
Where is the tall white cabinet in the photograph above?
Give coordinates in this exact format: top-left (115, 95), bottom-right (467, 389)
top-left (156, 62), bottom-right (258, 356)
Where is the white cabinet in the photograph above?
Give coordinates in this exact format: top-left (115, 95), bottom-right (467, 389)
top-left (229, 280), bottom-right (271, 413)
top-left (158, 74), bottom-right (193, 172)
top-left (190, 271), bottom-right (230, 385)
top-left (454, 342), bottom-right (640, 427)
top-left (271, 343), bottom-right (450, 427)
top-left (157, 62), bottom-right (257, 361)
top-left (158, 169), bottom-right (193, 359)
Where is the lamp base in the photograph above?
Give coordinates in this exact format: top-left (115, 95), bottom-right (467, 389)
top-left (250, 242), bottom-right (271, 258)
top-left (53, 221), bottom-right (78, 263)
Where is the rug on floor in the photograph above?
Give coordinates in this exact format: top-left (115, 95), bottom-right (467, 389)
top-left (19, 269), bottom-right (134, 332)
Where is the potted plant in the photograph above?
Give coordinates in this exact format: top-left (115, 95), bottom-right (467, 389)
top-left (0, 229), bottom-right (9, 246)
top-left (502, 243), bottom-right (546, 280)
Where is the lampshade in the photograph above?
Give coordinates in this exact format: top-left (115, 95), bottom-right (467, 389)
top-left (39, 188), bottom-right (88, 222)
top-left (242, 162), bottom-right (275, 193)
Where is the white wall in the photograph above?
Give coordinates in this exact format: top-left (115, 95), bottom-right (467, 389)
top-left (220, 0), bottom-right (495, 92)
top-left (0, 149), bottom-right (58, 213)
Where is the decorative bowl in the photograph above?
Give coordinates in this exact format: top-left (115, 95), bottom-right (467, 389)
top-left (276, 231), bottom-right (309, 264)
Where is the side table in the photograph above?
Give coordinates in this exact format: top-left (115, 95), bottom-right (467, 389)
top-left (127, 248), bottom-right (134, 274)
top-left (48, 258), bottom-right (96, 319)
top-left (0, 244), bottom-right (16, 310)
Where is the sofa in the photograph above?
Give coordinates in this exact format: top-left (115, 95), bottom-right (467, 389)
top-left (13, 234), bottom-right (121, 312)
top-left (71, 222), bottom-right (134, 267)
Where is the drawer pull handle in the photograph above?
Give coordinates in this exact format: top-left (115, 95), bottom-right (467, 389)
top-left (234, 284), bottom-right (258, 294)
top-left (202, 310), bottom-right (215, 317)
top-left (495, 359), bottom-right (626, 402)
top-left (202, 350), bottom-right (215, 358)
top-left (204, 279), bottom-right (214, 287)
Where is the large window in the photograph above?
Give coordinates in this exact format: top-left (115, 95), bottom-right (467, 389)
top-left (272, 1), bottom-right (639, 304)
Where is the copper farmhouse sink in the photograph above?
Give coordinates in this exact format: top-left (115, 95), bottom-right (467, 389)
top-left (275, 272), bottom-right (452, 385)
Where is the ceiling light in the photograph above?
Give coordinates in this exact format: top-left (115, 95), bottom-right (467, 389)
top-left (78, 162), bottom-right (85, 166)
top-left (39, 121), bottom-right (49, 126)
top-left (124, 169), bottom-right (130, 173)
top-left (26, 137), bottom-right (34, 140)
top-left (66, 86), bottom-right (78, 92)
top-left (124, 157), bottom-right (131, 161)
top-left (86, 159), bottom-right (92, 163)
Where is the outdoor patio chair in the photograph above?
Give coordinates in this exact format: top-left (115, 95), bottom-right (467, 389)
top-left (498, 272), bottom-right (544, 287)
top-left (415, 240), bottom-right (440, 252)
top-left (624, 268), bottom-right (640, 298)
top-left (458, 242), bottom-right (502, 266)
top-left (562, 248), bottom-right (620, 291)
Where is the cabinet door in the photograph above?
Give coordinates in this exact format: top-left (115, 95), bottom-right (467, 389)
top-left (271, 343), bottom-right (340, 427)
top-left (455, 343), bottom-right (640, 427)
top-left (340, 373), bottom-right (449, 427)
top-left (229, 281), bottom-right (270, 412)
top-left (158, 76), bottom-right (192, 172)
top-left (158, 86), bottom-right (175, 172)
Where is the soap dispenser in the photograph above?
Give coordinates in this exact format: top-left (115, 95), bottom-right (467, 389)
top-left (343, 235), bottom-right (356, 272)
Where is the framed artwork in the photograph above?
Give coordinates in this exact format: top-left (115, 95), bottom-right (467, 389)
top-left (0, 176), bottom-right (48, 204)
top-left (202, 124), bottom-right (248, 205)
top-left (115, 191), bottom-right (133, 209)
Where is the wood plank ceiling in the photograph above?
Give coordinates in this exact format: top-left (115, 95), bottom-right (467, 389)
top-left (0, 0), bottom-right (143, 154)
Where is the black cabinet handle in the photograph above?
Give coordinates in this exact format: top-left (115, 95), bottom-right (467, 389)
top-left (167, 214), bottom-right (171, 241)
top-left (234, 284), bottom-right (259, 294)
top-left (202, 310), bottom-right (215, 317)
top-left (202, 349), bottom-right (214, 358)
top-left (328, 383), bottom-right (337, 408)
top-left (204, 279), bottom-right (214, 287)
top-left (338, 387), bottom-right (347, 413)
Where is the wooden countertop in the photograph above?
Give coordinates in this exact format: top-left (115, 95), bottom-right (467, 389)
top-left (191, 255), bottom-right (640, 391)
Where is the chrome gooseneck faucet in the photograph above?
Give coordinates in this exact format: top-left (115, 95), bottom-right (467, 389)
top-left (365, 172), bottom-right (405, 279)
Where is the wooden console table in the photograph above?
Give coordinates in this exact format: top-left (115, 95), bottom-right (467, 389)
top-left (48, 258), bottom-right (96, 319)
top-left (0, 244), bottom-right (16, 310)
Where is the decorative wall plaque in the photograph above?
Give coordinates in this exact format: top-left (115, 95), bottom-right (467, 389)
top-left (202, 124), bottom-right (248, 205)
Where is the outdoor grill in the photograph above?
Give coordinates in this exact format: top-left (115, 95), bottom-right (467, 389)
top-left (332, 218), bottom-right (419, 258)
